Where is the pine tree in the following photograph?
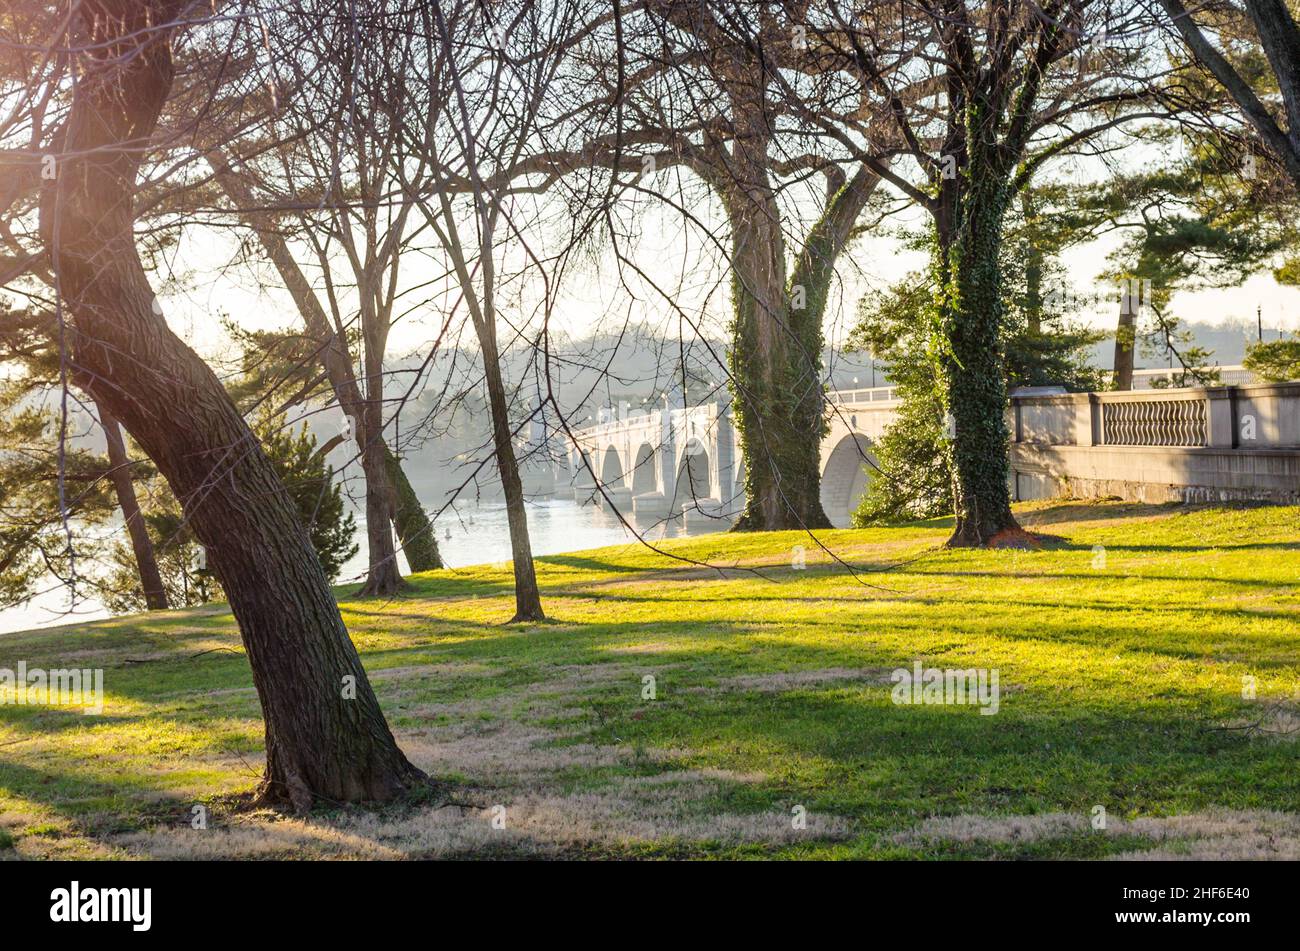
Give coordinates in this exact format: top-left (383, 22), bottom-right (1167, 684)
top-left (102, 407), bottom-right (358, 612)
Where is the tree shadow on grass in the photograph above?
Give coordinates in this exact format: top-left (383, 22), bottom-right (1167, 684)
top-left (617, 687), bottom-right (1300, 821)
top-left (536, 553), bottom-right (651, 574)
top-left (6, 608), bottom-right (1298, 858)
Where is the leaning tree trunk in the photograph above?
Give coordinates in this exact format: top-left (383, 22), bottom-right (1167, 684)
top-left (939, 192), bottom-right (1024, 548)
top-left (97, 402), bottom-right (168, 610)
top-left (354, 245), bottom-right (404, 597)
top-left (1160, 0), bottom-right (1300, 190)
top-left (384, 446), bottom-right (441, 573)
top-left (42, 0), bottom-right (422, 810)
top-left (356, 406), bottom-right (404, 597)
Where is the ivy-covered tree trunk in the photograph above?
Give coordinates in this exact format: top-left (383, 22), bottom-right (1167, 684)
top-left (43, 0), bottom-right (423, 810)
top-left (937, 181), bottom-right (1024, 548)
top-left (724, 150), bottom-right (878, 532)
top-left (727, 182), bottom-right (830, 532)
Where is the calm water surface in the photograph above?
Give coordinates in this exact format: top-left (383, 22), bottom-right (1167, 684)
top-left (0, 498), bottom-right (723, 634)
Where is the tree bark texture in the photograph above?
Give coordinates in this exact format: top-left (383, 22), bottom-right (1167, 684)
top-left (41, 0), bottom-right (423, 809)
top-left (936, 178), bottom-right (1023, 548)
top-left (476, 319), bottom-right (545, 622)
top-left (1112, 297), bottom-right (1137, 391)
top-left (723, 112), bottom-right (879, 531)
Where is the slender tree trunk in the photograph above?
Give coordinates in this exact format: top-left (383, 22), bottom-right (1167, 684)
top-left (98, 401), bottom-right (168, 610)
top-left (1113, 296), bottom-right (1137, 390)
top-left (204, 151), bottom-right (441, 575)
top-left (938, 190), bottom-right (1024, 548)
top-left (357, 435), bottom-right (404, 596)
top-left (42, 0), bottom-right (423, 810)
top-left (356, 340), bottom-right (404, 596)
top-left (476, 323), bottom-right (544, 622)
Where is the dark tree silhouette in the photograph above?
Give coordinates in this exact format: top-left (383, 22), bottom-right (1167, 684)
top-left (38, 0), bottom-right (422, 811)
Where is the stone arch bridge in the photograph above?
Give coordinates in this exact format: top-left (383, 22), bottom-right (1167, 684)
top-left (554, 381), bottom-right (1300, 528)
top-left (564, 387), bottom-right (901, 527)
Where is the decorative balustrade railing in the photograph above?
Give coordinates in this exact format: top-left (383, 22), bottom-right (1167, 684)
top-left (827, 386), bottom-right (899, 405)
top-left (1100, 398), bottom-right (1207, 447)
top-left (573, 388), bottom-right (900, 446)
top-left (1011, 382), bottom-right (1300, 453)
top-left (1010, 381), bottom-right (1300, 503)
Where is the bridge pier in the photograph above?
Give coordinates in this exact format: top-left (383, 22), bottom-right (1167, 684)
top-left (600, 486), bottom-right (633, 511)
top-left (631, 491), bottom-right (671, 518)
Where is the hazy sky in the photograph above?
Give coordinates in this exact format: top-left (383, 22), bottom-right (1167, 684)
top-left (157, 159), bottom-right (1300, 369)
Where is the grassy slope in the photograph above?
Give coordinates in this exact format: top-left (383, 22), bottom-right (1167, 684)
top-left (1, 500), bottom-right (1298, 860)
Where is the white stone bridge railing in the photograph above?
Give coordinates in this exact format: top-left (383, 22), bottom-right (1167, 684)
top-left (1099, 397), bottom-right (1208, 447)
top-left (827, 386), bottom-right (900, 405)
top-left (557, 380), bottom-right (1300, 523)
top-left (1011, 382), bottom-right (1300, 503)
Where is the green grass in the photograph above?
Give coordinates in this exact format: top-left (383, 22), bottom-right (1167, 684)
top-left (1, 500), bottom-right (1298, 860)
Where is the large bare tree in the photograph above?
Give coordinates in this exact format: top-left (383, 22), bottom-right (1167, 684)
top-left (194, 4), bottom-right (445, 595)
top-left (203, 145), bottom-right (444, 582)
top-left (474, 1), bottom-right (898, 532)
top-left (390, 0), bottom-right (602, 622)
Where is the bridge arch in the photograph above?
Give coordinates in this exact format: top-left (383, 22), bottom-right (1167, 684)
top-left (600, 445), bottom-right (624, 488)
top-left (673, 438), bottom-right (712, 509)
top-left (630, 443), bottom-right (656, 495)
top-left (820, 433), bottom-right (876, 528)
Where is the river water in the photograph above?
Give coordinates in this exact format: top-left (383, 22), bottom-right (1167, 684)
top-left (367, 497), bottom-right (722, 574)
top-left (0, 498), bottom-right (725, 634)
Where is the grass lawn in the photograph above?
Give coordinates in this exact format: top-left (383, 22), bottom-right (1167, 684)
top-left (1, 500), bottom-right (1298, 860)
